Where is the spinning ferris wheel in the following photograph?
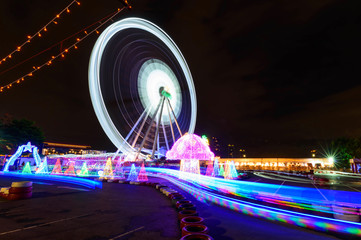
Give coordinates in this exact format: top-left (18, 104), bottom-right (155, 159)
top-left (88, 18), bottom-right (197, 159)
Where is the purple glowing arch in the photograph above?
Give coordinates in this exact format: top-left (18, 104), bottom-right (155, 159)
top-left (166, 133), bottom-right (214, 160)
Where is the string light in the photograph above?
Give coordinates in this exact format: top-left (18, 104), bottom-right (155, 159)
top-left (0, 7), bottom-right (127, 93)
top-left (0, 0), bottom-right (80, 65)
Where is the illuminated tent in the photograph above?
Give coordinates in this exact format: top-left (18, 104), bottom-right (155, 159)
top-left (166, 133), bottom-right (214, 178)
top-left (166, 133), bottom-right (214, 160)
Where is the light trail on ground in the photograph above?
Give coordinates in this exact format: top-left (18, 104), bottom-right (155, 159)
top-left (146, 167), bottom-right (361, 238)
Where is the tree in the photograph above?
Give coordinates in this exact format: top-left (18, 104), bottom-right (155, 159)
top-left (330, 137), bottom-right (361, 170)
top-left (0, 117), bottom-right (45, 154)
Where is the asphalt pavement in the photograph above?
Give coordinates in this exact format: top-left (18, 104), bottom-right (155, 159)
top-left (0, 176), bottom-right (179, 240)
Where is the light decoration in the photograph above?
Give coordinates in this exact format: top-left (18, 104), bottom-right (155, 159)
top-left (166, 133), bottom-right (214, 179)
top-left (218, 164), bottom-right (225, 177)
top-left (127, 163), bottom-right (138, 181)
top-left (114, 158), bottom-right (125, 178)
top-left (3, 142), bottom-right (41, 172)
top-left (22, 162), bottom-right (32, 174)
top-left (64, 162), bottom-right (76, 176)
top-left (205, 160), bottom-right (214, 176)
top-left (78, 162), bottom-right (89, 177)
top-left (213, 158), bottom-right (220, 176)
top-left (0, 7), bottom-right (127, 93)
top-left (201, 135), bottom-right (209, 145)
top-left (0, 0), bottom-right (80, 66)
top-left (146, 168), bottom-right (361, 238)
top-left (102, 158), bottom-right (114, 179)
top-left (224, 161), bottom-right (238, 179)
top-left (137, 162), bottom-right (148, 181)
top-left (36, 157), bottom-right (49, 174)
top-left (51, 159), bottom-right (63, 174)
top-left (0, 171), bottom-right (102, 189)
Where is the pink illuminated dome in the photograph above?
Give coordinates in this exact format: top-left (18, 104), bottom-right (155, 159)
top-left (166, 133), bottom-right (215, 160)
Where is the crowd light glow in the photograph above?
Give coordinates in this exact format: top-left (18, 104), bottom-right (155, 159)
top-left (146, 168), bottom-right (361, 237)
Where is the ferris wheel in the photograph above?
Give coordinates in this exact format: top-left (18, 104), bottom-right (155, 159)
top-left (88, 18), bottom-right (197, 159)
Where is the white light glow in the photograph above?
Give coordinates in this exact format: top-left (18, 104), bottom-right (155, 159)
top-left (138, 59), bottom-right (181, 124)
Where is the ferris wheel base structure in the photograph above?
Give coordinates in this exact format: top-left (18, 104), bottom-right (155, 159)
top-left (89, 18), bottom-right (197, 159)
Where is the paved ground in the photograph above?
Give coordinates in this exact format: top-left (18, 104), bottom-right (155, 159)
top-left (0, 174), bottom-right (358, 240)
top-left (0, 176), bottom-right (179, 240)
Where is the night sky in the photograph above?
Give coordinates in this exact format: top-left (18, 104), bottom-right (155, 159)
top-left (1, 0), bottom-right (361, 157)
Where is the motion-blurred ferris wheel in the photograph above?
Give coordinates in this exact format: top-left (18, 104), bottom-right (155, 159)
top-left (89, 18), bottom-right (197, 159)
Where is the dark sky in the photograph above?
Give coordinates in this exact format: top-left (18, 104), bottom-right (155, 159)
top-left (1, 0), bottom-right (361, 157)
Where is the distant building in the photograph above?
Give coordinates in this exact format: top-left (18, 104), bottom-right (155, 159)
top-left (42, 142), bottom-right (104, 155)
top-left (218, 157), bottom-right (333, 171)
top-left (239, 148), bottom-right (246, 158)
top-left (210, 137), bottom-right (221, 156)
top-left (227, 144), bottom-right (235, 158)
top-left (310, 149), bottom-right (317, 158)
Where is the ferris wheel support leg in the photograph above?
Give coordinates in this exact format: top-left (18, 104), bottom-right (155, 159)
top-left (151, 97), bottom-right (166, 159)
top-left (167, 98), bottom-right (183, 136)
top-left (128, 106), bottom-right (151, 147)
top-left (134, 97), bottom-right (163, 161)
top-left (166, 100), bottom-right (176, 144)
top-left (162, 121), bottom-right (170, 151)
top-left (112, 148), bottom-right (121, 161)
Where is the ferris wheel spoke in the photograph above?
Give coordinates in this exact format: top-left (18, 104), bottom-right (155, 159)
top-left (125, 105), bottom-right (150, 143)
top-left (166, 99), bottom-right (176, 144)
top-left (167, 98), bottom-right (183, 136)
top-left (151, 96), bottom-right (166, 159)
top-left (162, 121), bottom-right (170, 151)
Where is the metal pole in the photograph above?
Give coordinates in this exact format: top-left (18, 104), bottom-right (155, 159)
top-left (134, 97), bottom-right (163, 161)
top-left (166, 99), bottom-right (176, 143)
top-left (151, 97), bottom-right (165, 159)
top-left (166, 98), bottom-right (182, 136)
top-left (125, 106), bottom-right (149, 142)
top-left (131, 106), bottom-right (151, 148)
top-left (162, 121), bottom-right (170, 151)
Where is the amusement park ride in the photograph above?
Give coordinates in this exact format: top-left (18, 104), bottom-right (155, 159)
top-left (88, 17), bottom-right (197, 161)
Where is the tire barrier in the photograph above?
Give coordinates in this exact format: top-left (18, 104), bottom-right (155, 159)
top-left (9, 186), bottom-right (32, 194)
top-left (1, 181), bottom-right (33, 200)
top-left (176, 200), bottom-right (191, 208)
top-left (178, 210), bottom-right (198, 220)
top-left (178, 203), bottom-right (197, 211)
top-left (181, 224), bottom-right (208, 237)
top-left (180, 216), bottom-right (204, 229)
top-left (11, 181), bottom-right (32, 188)
top-left (179, 233), bottom-right (214, 240)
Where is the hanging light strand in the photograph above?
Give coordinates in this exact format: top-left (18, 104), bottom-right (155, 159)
top-left (0, 8), bottom-right (123, 79)
top-left (0, 7), bottom-right (125, 93)
top-left (0, 0), bottom-right (80, 66)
